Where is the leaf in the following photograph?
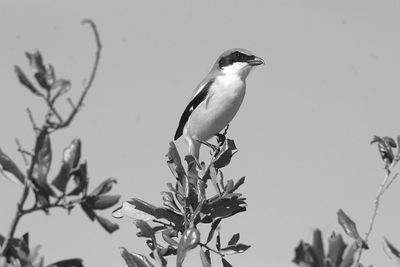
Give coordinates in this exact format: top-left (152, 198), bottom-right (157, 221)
top-left (14, 66), bottom-right (42, 96)
top-left (383, 238), bottom-right (400, 265)
top-left (25, 51), bottom-right (45, 73)
top-left (312, 229), bottom-right (324, 267)
top-left (67, 163), bottom-right (89, 196)
top-left (292, 241), bottom-right (315, 266)
top-left (46, 258), bottom-right (83, 267)
top-left (337, 209), bottom-right (368, 249)
top-left (228, 233), bottom-right (240, 246)
top-left (162, 229), bottom-right (179, 247)
top-left (220, 243), bottom-right (251, 255)
top-left (201, 196), bottom-right (247, 222)
top-left (166, 142), bottom-right (186, 180)
top-left (32, 133), bottom-right (55, 197)
top-left (50, 79), bottom-right (71, 102)
top-left (161, 191), bottom-right (181, 213)
top-left (52, 139), bottom-right (81, 192)
top-left (90, 177), bottom-right (117, 196)
top-left (213, 139), bottom-right (238, 169)
top-left (200, 249), bottom-right (211, 267)
top-left (112, 201), bottom-right (156, 221)
top-left (153, 248), bottom-right (167, 267)
top-left (81, 203), bottom-right (96, 221)
top-left (371, 135), bottom-right (395, 164)
top-left (231, 176), bottom-right (245, 192)
top-left (113, 199), bottom-right (184, 231)
top-left (339, 242), bottom-right (357, 267)
top-left (135, 220), bottom-right (154, 238)
top-left (89, 195), bottom-right (121, 210)
top-left (216, 231), bottom-right (221, 251)
top-left (120, 247), bottom-right (155, 267)
top-left (327, 232), bottom-right (346, 267)
top-left (222, 258), bottom-right (233, 267)
top-left (96, 214), bottom-right (119, 233)
top-left (176, 228), bottom-right (200, 267)
top-left (0, 148), bottom-right (25, 184)
top-left (206, 218), bottom-right (222, 244)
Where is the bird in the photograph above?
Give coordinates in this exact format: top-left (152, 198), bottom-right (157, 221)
top-left (174, 48), bottom-right (264, 160)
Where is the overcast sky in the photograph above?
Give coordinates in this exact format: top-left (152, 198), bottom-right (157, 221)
top-left (1, 1), bottom-right (400, 267)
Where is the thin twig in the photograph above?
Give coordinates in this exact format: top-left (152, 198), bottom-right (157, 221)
top-left (354, 160), bottom-right (399, 267)
top-left (56, 19), bottom-right (101, 130)
top-left (199, 242), bottom-right (223, 257)
top-left (15, 138), bottom-right (30, 165)
top-left (26, 108), bottom-right (38, 132)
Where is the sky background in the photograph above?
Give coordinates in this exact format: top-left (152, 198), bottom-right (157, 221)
top-left (1, 1), bottom-right (400, 266)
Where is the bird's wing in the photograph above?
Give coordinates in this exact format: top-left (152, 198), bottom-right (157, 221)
top-left (174, 79), bottom-right (214, 140)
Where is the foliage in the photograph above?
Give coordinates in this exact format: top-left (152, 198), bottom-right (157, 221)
top-left (113, 140), bottom-right (250, 266)
top-left (0, 20), bottom-right (120, 266)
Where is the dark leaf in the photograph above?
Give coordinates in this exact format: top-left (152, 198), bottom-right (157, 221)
top-left (96, 214), bottom-right (119, 233)
top-left (81, 203), bottom-right (96, 221)
top-left (135, 220), bottom-right (154, 238)
top-left (228, 233), bottom-right (240, 246)
top-left (327, 232), bottom-right (346, 267)
top-left (231, 176), bottom-right (245, 192)
top-left (67, 163), bottom-right (89, 196)
top-left (223, 180), bottom-right (234, 195)
top-left (176, 228), bottom-right (200, 267)
top-left (200, 249), bottom-right (211, 267)
top-left (114, 199), bottom-right (184, 232)
top-left (312, 229), bottom-right (324, 267)
top-left (222, 258), bottom-right (233, 267)
top-left (34, 72), bottom-right (50, 90)
top-left (292, 241), bottom-right (315, 265)
top-left (0, 148), bottom-right (25, 184)
top-left (33, 133), bottom-right (55, 197)
top-left (162, 229), bottom-right (179, 247)
top-left (90, 177), bottom-right (117, 196)
top-left (206, 218), bottom-right (222, 244)
top-left (383, 238), bottom-right (400, 265)
top-left (52, 139), bottom-right (81, 192)
top-left (383, 136), bottom-right (397, 148)
top-left (46, 258), bottom-right (83, 267)
top-left (213, 139), bottom-right (237, 169)
top-left (201, 196), bottom-right (247, 222)
top-left (14, 66), bottom-right (42, 96)
top-left (89, 195), bottom-right (121, 210)
top-left (216, 231), bottom-right (221, 251)
top-left (120, 247), bottom-right (155, 267)
top-left (25, 51), bottom-right (45, 73)
top-left (166, 142), bottom-right (186, 180)
top-left (220, 243), bottom-right (251, 255)
top-left (337, 209), bottom-right (368, 249)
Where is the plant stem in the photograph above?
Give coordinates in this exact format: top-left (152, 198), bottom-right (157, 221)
top-left (354, 160), bottom-right (399, 267)
top-left (199, 242), bottom-right (223, 257)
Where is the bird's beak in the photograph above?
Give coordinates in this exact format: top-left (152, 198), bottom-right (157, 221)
top-left (248, 56), bottom-right (265, 66)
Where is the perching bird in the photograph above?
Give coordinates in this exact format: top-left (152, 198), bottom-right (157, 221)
top-left (174, 48), bottom-right (264, 160)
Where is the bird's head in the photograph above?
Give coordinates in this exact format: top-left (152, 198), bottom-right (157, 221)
top-left (215, 48), bottom-right (265, 78)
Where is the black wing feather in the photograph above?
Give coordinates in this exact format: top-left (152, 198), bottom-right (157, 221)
top-left (174, 80), bottom-right (214, 140)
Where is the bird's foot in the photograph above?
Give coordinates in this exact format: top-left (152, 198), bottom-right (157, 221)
top-left (216, 124), bottom-right (229, 147)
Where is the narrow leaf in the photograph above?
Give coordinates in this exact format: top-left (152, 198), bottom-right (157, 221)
top-left (120, 247), bottom-right (155, 267)
top-left (0, 148), bottom-right (25, 184)
top-left (112, 201), bottom-right (155, 221)
top-left (90, 195), bottom-right (121, 210)
top-left (46, 258), bottom-right (83, 267)
top-left (222, 258), bottom-right (233, 267)
top-left (96, 214), bottom-right (119, 233)
top-left (199, 249), bottom-right (211, 267)
top-left (14, 66), bottom-right (42, 96)
top-left (220, 243), bottom-right (251, 255)
top-left (206, 218), bottom-right (222, 244)
top-left (337, 209), bottom-right (368, 249)
top-left (135, 220), bottom-right (154, 238)
top-left (166, 142), bottom-right (186, 180)
top-left (228, 233), bottom-right (240, 246)
top-left (90, 177), bottom-right (117, 196)
top-left (383, 238), bottom-right (400, 265)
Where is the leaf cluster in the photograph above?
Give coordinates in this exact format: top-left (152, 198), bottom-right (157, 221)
top-left (113, 140), bottom-right (250, 266)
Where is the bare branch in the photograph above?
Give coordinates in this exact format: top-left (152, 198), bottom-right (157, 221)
top-left (26, 108), bottom-right (38, 132)
top-left (56, 19), bottom-right (101, 130)
top-left (15, 138), bottom-right (30, 165)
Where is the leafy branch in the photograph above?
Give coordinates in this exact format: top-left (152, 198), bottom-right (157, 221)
top-left (0, 19), bottom-right (120, 267)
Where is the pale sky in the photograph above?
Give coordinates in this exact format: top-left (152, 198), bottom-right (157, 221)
top-left (1, 1), bottom-right (400, 267)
